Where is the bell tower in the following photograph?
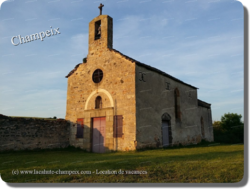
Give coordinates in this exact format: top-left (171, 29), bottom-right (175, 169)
top-left (88, 4), bottom-right (113, 52)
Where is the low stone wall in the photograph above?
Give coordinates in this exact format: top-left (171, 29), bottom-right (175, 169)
top-left (0, 114), bottom-right (70, 152)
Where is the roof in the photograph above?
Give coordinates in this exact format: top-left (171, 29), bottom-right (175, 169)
top-left (65, 48), bottom-right (198, 89)
top-left (198, 99), bottom-right (211, 109)
top-left (111, 49), bottom-right (198, 89)
top-left (65, 63), bottom-right (81, 78)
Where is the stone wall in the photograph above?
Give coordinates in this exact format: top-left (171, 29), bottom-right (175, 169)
top-left (0, 114), bottom-right (70, 152)
top-left (197, 106), bottom-right (214, 142)
top-left (135, 64), bottom-right (204, 148)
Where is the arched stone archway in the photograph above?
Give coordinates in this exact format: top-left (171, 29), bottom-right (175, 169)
top-left (161, 113), bottom-right (172, 147)
top-left (85, 89), bottom-right (114, 110)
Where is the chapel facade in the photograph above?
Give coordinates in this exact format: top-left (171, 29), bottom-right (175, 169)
top-left (65, 12), bottom-right (214, 153)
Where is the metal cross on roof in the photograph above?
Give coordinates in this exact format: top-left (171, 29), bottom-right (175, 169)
top-left (98, 3), bottom-right (104, 15)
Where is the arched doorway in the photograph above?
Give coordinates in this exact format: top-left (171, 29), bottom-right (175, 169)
top-left (162, 113), bottom-right (172, 147)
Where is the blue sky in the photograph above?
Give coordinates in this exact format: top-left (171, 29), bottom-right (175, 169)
top-left (0, 0), bottom-right (244, 121)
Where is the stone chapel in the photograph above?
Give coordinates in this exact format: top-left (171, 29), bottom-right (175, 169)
top-left (65, 7), bottom-right (214, 153)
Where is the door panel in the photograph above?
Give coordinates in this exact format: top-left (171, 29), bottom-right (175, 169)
top-left (99, 117), bottom-right (106, 153)
top-left (162, 121), bottom-right (169, 147)
top-left (92, 119), bottom-right (100, 153)
top-left (92, 117), bottom-right (106, 153)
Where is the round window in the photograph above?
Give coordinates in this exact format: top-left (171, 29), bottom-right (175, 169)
top-left (92, 69), bottom-right (103, 83)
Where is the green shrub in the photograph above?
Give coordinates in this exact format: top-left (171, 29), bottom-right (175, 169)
top-left (214, 132), bottom-right (243, 144)
top-left (213, 113), bottom-right (244, 144)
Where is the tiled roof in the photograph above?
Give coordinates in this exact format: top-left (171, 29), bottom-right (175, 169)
top-left (65, 48), bottom-right (198, 89)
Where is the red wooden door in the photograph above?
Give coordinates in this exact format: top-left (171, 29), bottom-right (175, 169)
top-left (92, 117), bottom-right (106, 153)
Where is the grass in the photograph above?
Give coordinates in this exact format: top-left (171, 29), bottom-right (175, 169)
top-left (0, 144), bottom-right (244, 183)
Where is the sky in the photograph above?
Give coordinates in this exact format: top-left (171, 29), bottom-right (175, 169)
top-left (0, 0), bottom-right (244, 121)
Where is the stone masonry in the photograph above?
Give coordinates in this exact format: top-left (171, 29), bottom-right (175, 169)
top-left (0, 114), bottom-right (70, 152)
top-left (66, 15), bottom-right (136, 152)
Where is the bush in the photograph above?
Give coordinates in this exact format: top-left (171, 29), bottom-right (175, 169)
top-left (213, 113), bottom-right (244, 144)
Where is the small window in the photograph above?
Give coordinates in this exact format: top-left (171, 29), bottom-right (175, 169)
top-left (76, 118), bottom-right (84, 138)
top-left (92, 69), bottom-right (103, 83)
top-left (95, 96), bottom-right (102, 109)
top-left (166, 82), bottom-right (170, 90)
top-left (95, 20), bottom-right (101, 40)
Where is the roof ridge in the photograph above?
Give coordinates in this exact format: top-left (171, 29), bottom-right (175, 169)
top-left (198, 99), bottom-right (211, 109)
top-left (65, 63), bottom-right (82, 78)
top-left (198, 99), bottom-right (211, 105)
top-left (111, 48), bottom-right (198, 89)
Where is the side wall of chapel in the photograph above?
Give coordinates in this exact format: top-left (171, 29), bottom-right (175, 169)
top-left (135, 64), bottom-right (204, 148)
top-left (197, 106), bottom-right (214, 142)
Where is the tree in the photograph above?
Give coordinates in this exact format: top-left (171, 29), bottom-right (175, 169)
top-left (220, 113), bottom-right (243, 131)
top-left (213, 121), bottom-right (221, 128)
top-left (213, 113), bottom-right (244, 144)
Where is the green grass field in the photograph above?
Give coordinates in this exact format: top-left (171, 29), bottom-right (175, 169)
top-left (0, 144), bottom-right (244, 183)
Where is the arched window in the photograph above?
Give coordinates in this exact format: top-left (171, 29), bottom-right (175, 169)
top-left (95, 96), bottom-right (102, 109)
top-left (95, 20), bottom-right (101, 40)
top-left (201, 117), bottom-right (205, 138)
top-left (174, 88), bottom-right (181, 121)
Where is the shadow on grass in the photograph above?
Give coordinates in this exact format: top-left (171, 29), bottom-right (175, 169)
top-left (1, 139), bottom-right (242, 155)
top-left (0, 145), bottom-right (91, 155)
